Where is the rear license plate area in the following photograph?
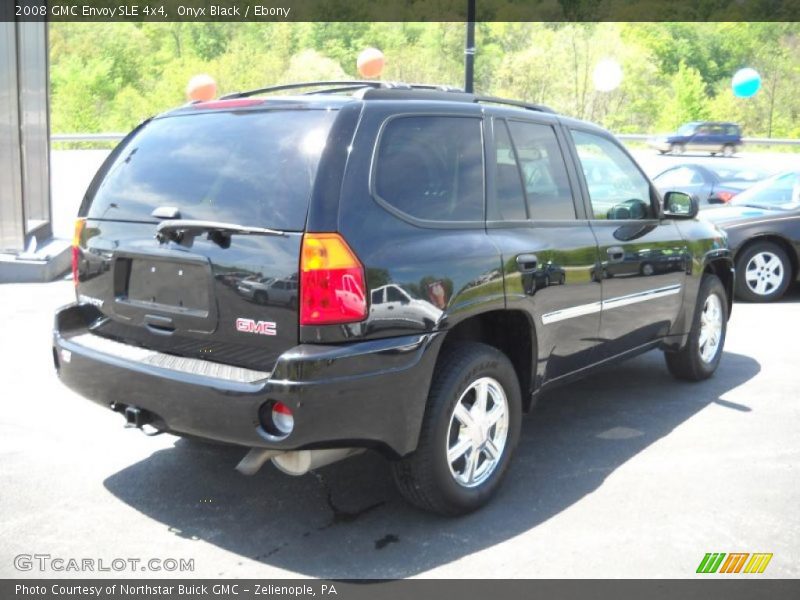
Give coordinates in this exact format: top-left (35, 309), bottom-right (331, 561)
top-left (126, 259), bottom-right (210, 313)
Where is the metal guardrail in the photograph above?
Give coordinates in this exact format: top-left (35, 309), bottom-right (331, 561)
top-left (51, 133), bottom-right (126, 142)
top-left (616, 134), bottom-right (800, 146)
top-left (51, 132), bottom-right (800, 146)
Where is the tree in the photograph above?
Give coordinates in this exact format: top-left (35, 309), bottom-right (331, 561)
top-left (656, 61), bottom-right (710, 131)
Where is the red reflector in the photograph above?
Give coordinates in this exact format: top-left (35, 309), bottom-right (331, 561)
top-left (192, 98), bottom-right (265, 110)
top-left (300, 233), bottom-right (367, 326)
top-left (272, 402), bottom-right (292, 415)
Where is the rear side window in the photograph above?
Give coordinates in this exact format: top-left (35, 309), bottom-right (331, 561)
top-left (85, 110), bottom-right (337, 230)
top-left (374, 116), bottom-right (483, 222)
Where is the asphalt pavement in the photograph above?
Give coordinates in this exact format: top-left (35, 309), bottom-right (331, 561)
top-left (0, 279), bottom-right (798, 578)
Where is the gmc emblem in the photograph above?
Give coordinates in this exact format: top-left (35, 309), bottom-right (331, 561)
top-left (236, 318), bottom-right (277, 336)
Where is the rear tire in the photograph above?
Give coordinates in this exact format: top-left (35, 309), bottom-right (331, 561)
top-left (392, 342), bottom-right (522, 516)
top-left (722, 144), bottom-right (736, 157)
top-left (665, 275), bottom-right (727, 381)
top-left (735, 241), bottom-right (791, 302)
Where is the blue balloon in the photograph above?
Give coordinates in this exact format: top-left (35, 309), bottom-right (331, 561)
top-left (732, 68), bottom-right (761, 98)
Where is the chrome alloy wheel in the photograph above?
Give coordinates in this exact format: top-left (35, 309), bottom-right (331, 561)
top-left (745, 251), bottom-right (784, 296)
top-left (446, 377), bottom-right (509, 488)
top-left (699, 293), bottom-right (723, 363)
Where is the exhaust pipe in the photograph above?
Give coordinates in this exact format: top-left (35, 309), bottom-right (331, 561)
top-left (236, 447), bottom-right (364, 476)
top-left (235, 448), bottom-right (283, 476)
top-left (272, 448), bottom-right (364, 476)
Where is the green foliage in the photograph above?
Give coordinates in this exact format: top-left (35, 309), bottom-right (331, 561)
top-left (49, 22), bottom-right (800, 138)
top-left (655, 60), bottom-right (711, 132)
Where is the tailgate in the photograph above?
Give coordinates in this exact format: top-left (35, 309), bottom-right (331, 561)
top-left (76, 220), bottom-right (302, 372)
top-left (72, 107), bottom-right (337, 372)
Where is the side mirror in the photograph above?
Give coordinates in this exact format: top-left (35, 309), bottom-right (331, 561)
top-left (662, 191), bottom-right (699, 219)
top-left (707, 194), bottom-right (725, 205)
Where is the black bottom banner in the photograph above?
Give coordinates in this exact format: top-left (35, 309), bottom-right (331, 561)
top-left (4, 579), bottom-right (800, 600)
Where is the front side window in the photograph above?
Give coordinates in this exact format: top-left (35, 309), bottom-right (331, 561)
top-left (571, 130), bottom-right (654, 220)
top-left (374, 116), bottom-right (484, 222)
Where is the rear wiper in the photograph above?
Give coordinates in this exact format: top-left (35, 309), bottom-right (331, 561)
top-left (156, 219), bottom-right (286, 248)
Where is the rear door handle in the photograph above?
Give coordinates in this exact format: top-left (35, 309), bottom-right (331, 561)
top-left (516, 254), bottom-right (538, 272)
top-left (607, 247), bottom-right (625, 263)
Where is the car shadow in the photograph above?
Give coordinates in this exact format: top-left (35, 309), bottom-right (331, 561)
top-left (103, 350), bottom-right (760, 578)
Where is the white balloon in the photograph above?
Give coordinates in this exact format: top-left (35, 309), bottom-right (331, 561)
top-left (593, 58), bottom-right (623, 92)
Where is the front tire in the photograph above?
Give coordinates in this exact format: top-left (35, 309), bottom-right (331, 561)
top-left (665, 274), bottom-right (727, 381)
top-left (392, 342), bottom-right (522, 516)
top-left (735, 241), bottom-right (791, 302)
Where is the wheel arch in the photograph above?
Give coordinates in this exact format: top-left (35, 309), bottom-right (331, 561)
top-left (437, 309), bottom-right (537, 411)
top-left (703, 255), bottom-right (734, 318)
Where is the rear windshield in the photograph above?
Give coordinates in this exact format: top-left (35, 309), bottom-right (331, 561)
top-left (85, 109), bottom-right (337, 230)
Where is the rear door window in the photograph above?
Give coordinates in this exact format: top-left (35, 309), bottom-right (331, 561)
top-left (506, 121), bottom-right (576, 220)
top-left (492, 120), bottom-right (528, 221)
top-left (374, 116), bottom-right (484, 222)
top-left (85, 109), bottom-right (337, 231)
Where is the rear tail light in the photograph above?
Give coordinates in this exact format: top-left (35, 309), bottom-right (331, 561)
top-left (715, 191), bottom-right (735, 203)
top-left (71, 218), bottom-right (86, 287)
top-left (299, 233), bottom-right (367, 326)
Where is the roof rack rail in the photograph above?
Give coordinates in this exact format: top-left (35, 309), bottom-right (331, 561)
top-left (220, 81), bottom-right (383, 99)
top-left (360, 88), bottom-right (555, 113)
top-left (219, 80), bottom-right (556, 114)
top-left (472, 94), bottom-right (556, 114)
top-left (221, 81), bottom-right (465, 100)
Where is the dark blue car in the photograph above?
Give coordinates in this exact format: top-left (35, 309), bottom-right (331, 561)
top-left (649, 121), bottom-right (742, 156)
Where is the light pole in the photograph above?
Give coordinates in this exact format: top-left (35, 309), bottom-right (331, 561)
top-left (464, 0), bottom-right (476, 93)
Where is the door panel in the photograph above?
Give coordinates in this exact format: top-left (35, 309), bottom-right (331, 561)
top-left (591, 220), bottom-right (688, 357)
top-left (568, 128), bottom-right (688, 359)
top-left (493, 225), bottom-right (602, 380)
top-left (487, 117), bottom-right (602, 383)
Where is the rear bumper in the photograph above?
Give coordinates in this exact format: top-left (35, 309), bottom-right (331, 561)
top-left (54, 304), bottom-right (443, 456)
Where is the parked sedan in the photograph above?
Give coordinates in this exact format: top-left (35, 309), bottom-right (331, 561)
top-left (703, 171), bottom-right (800, 302)
top-left (653, 163), bottom-right (769, 208)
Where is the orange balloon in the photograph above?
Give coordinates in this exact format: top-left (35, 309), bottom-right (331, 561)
top-left (357, 48), bottom-right (385, 78)
top-left (186, 74), bottom-right (217, 102)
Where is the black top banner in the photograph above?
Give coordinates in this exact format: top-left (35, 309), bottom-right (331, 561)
top-left (4, 0), bottom-right (800, 22)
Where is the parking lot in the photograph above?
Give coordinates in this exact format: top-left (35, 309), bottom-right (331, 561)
top-left (1, 277), bottom-right (798, 579)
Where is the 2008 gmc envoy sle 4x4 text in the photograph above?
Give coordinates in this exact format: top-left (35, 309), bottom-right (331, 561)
top-left (54, 81), bottom-right (733, 515)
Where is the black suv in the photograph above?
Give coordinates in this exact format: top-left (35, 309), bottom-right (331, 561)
top-left (54, 82), bottom-right (733, 515)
